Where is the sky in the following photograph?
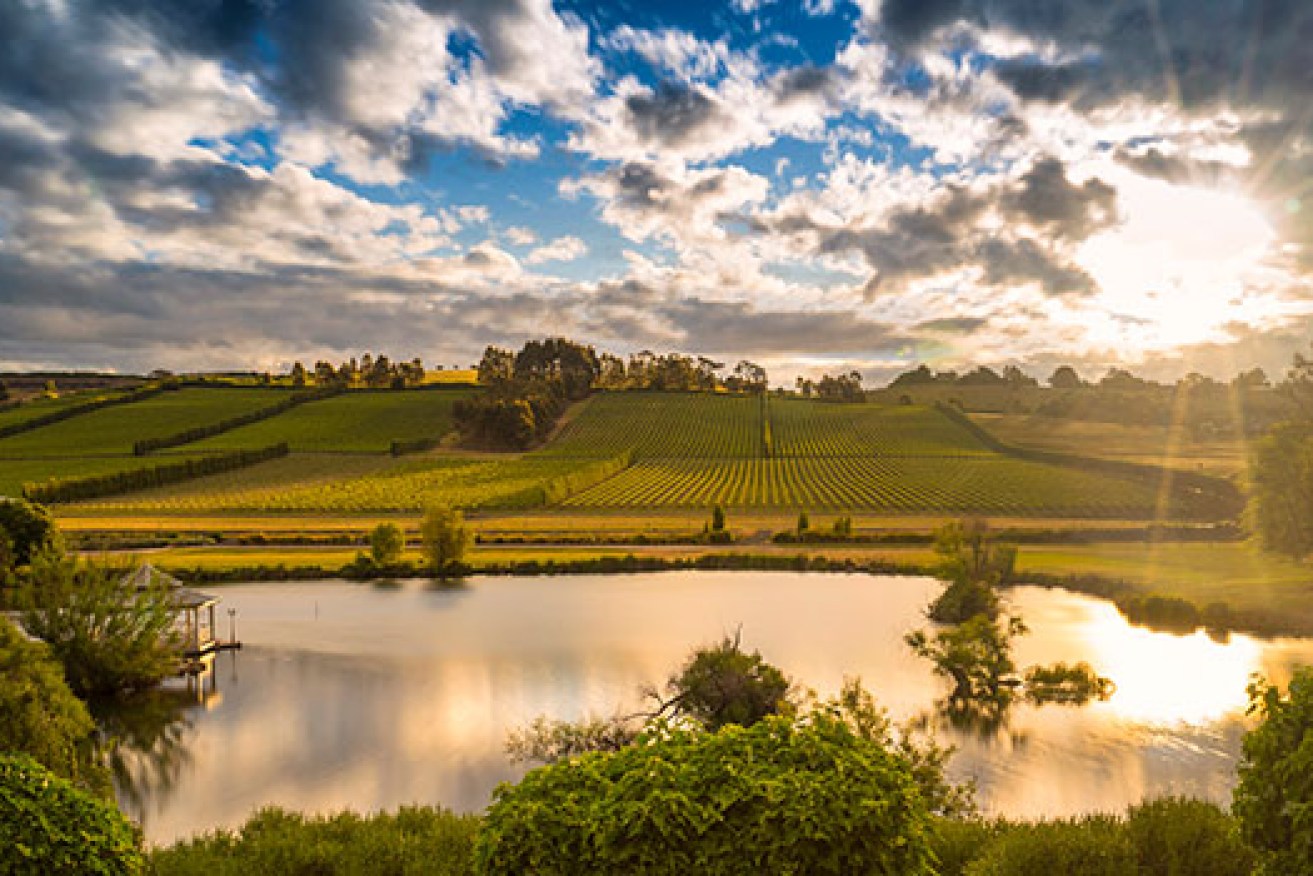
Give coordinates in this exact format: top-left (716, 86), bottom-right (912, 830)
top-left (1, 0), bottom-right (1312, 384)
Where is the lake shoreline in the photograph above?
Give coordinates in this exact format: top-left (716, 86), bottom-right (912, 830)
top-left (130, 548), bottom-right (1310, 641)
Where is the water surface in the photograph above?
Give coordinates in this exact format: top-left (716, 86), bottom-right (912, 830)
top-left (115, 572), bottom-right (1313, 844)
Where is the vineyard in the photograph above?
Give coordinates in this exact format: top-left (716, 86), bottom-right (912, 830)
top-left (544, 393), bottom-right (1210, 518)
top-left (78, 453), bottom-right (615, 513)
top-left (186, 389), bottom-right (476, 453)
top-left (2, 387), bottom-right (1235, 519)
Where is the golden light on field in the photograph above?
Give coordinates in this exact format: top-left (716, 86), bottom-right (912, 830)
top-left (1076, 175), bottom-right (1277, 349)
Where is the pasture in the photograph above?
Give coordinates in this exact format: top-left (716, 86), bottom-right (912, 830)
top-left (970, 413), bottom-right (1250, 478)
top-left (186, 389), bottom-right (476, 453)
top-left (0, 387), bottom-right (283, 457)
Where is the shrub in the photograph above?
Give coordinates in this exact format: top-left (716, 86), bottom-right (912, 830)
top-left (0, 618), bottom-right (109, 794)
top-left (0, 754), bottom-right (143, 876)
top-left (474, 715), bottom-right (935, 875)
top-left (149, 805), bottom-right (478, 875)
top-left (1125, 797), bottom-right (1254, 875)
top-left (369, 522), bottom-right (406, 566)
top-left (962, 814), bottom-right (1134, 875)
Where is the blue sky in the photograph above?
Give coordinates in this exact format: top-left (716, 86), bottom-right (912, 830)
top-left (0, 0), bottom-right (1310, 382)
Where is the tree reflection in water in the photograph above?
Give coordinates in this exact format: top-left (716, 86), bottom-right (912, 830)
top-left (91, 659), bottom-right (218, 823)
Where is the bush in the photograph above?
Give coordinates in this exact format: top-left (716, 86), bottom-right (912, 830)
top-left (962, 815), bottom-right (1134, 875)
top-left (0, 618), bottom-right (109, 794)
top-left (150, 805), bottom-right (478, 875)
top-left (1125, 797), bottom-right (1254, 875)
top-left (369, 522), bottom-right (406, 566)
top-left (0, 754), bottom-right (144, 876)
top-left (475, 715), bottom-right (935, 875)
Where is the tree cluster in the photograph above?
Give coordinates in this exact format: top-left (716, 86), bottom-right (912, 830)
top-left (796, 371), bottom-right (865, 402)
top-left (890, 364), bottom-right (1038, 389)
top-left (304, 353), bottom-right (427, 389)
top-left (459, 339), bottom-right (602, 449)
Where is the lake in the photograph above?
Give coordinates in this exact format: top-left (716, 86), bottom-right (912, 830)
top-left (113, 571), bottom-right (1313, 845)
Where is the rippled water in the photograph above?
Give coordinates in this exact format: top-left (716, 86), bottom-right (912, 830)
top-left (113, 571), bottom-right (1313, 845)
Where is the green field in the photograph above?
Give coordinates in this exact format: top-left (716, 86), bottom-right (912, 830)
top-left (0, 390), bottom-right (127, 432)
top-left (0, 387), bottom-right (283, 457)
top-left (971, 413), bottom-right (1249, 478)
top-left (0, 456), bottom-right (209, 497)
top-left (187, 389), bottom-right (476, 453)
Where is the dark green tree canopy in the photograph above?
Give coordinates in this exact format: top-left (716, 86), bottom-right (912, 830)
top-left (1234, 667), bottom-right (1313, 871)
top-left (0, 618), bottom-right (109, 795)
top-left (0, 498), bottom-right (57, 567)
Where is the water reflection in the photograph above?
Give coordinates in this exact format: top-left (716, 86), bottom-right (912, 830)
top-left (114, 573), bottom-right (1313, 844)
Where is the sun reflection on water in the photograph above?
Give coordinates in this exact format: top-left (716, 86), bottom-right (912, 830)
top-left (1080, 602), bottom-right (1262, 725)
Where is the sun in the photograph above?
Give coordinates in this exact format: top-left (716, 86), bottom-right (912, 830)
top-left (1074, 172), bottom-right (1278, 349)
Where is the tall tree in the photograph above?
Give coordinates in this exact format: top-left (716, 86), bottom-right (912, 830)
top-left (420, 506), bottom-right (470, 579)
top-left (19, 555), bottom-right (182, 698)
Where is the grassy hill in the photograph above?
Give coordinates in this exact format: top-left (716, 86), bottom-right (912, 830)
top-left (0, 387), bottom-right (284, 457)
top-left (186, 388), bottom-right (477, 453)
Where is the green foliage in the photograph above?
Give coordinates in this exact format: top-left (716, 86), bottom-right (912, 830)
top-left (928, 579), bottom-right (1000, 625)
top-left (710, 503), bottom-right (726, 532)
top-left (962, 814), bottom-right (1134, 875)
top-left (0, 618), bottom-right (109, 794)
top-left (421, 505), bottom-right (471, 577)
top-left (505, 715), bottom-right (640, 764)
top-left (369, 522), bottom-right (405, 566)
top-left (1116, 593), bottom-right (1206, 633)
top-left (1248, 421), bottom-right (1313, 557)
top-left (149, 805), bottom-right (478, 876)
top-left (934, 518), bottom-right (1016, 589)
top-left (19, 554), bottom-right (181, 698)
top-left (658, 634), bottom-right (792, 731)
top-left (23, 444), bottom-right (288, 504)
top-left (1124, 797), bottom-right (1255, 876)
top-left (946, 799), bottom-right (1253, 876)
top-left (475, 714), bottom-right (935, 876)
top-left (0, 754), bottom-right (144, 876)
top-left (796, 510), bottom-right (810, 532)
top-left (905, 614), bottom-right (1027, 708)
top-left (1023, 661), bottom-right (1114, 705)
top-left (1234, 667), bottom-right (1313, 872)
top-left (0, 497), bottom-right (56, 567)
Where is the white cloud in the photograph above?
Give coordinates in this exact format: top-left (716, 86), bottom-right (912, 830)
top-left (527, 235), bottom-right (588, 264)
